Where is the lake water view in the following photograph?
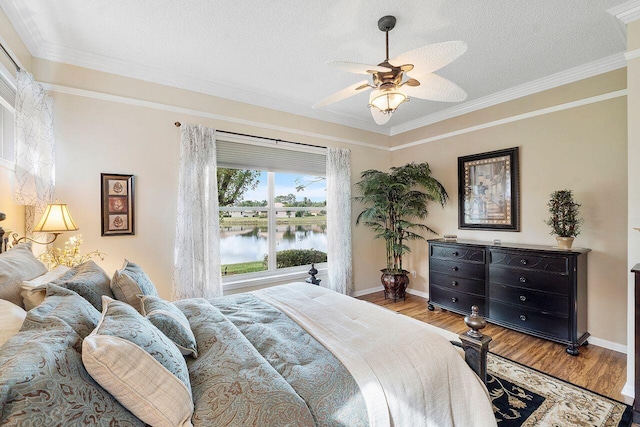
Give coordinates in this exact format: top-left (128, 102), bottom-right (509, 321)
top-left (220, 223), bottom-right (327, 265)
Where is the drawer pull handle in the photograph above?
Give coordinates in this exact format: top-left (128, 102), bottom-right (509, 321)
top-left (519, 295), bottom-right (527, 302)
top-left (451, 281), bottom-right (458, 287)
top-left (520, 259), bottom-right (528, 265)
top-left (452, 251), bottom-right (459, 256)
top-left (451, 266), bottom-right (458, 272)
top-left (520, 315), bottom-right (527, 321)
top-left (451, 297), bottom-right (458, 303)
top-left (519, 277), bottom-right (527, 283)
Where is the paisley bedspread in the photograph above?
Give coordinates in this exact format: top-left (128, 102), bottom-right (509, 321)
top-left (175, 294), bottom-right (369, 427)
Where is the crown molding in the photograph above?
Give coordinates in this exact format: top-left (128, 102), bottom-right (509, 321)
top-left (30, 40), bottom-right (389, 136)
top-left (390, 89), bottom-right (627, 151)
top-left (627, 47), bottom-right (640, 61)
top-left (608, 0), bottom-right (640, 24)
top-left (0, 0), bottom-right (44, 55)
top-left (40, 82), bottom-right (391, 152)
top-left (2, 0), bottom-right (627, 137)
top-left (389, 53), bottom-right (627, 136)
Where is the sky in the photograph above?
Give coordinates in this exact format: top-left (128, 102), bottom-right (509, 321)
top-left (241, 171), bottom-right (327, 203)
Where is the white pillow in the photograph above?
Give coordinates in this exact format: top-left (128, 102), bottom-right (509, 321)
top-left (0, 300), bottom-right (27, 347)
top-left (21, 265), bottom-right (71, 310)
top-left (83, 297), bottom-right (193, 427)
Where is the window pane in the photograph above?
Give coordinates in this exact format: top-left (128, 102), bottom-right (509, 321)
top-left (219, 168), bottom-right (267, 276)
top-left (274, 173), bottom-right (327, 269)
top-left (220, 211), bottom-right (269, 276)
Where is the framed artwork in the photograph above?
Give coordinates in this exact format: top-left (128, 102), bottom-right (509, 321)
top-left (101, 173), bottom-right (135, 236)
top-left (458, 147), bottom-right (519, 231)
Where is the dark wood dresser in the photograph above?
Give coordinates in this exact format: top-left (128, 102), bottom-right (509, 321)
top-left (428, 239), bottom-right (590, 355)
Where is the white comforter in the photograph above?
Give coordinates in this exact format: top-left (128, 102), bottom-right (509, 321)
top-left (254, 283), bottom-right (497, 427)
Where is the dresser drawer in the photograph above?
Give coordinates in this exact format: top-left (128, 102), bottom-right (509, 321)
top-left (490, 283), bottom-right (568, 315)
top-left (430, 244), bottom-right (485, 263)
top-left (489, 267), bottom-right (570, 296)
top-left (429, 258), bottom-right (486, 279)
top-left (430, 271), bottom-right (485, 296)
top-left (490, 250), bottom-right (569, 275)
top-left (490, 301), bottom-right (569, 340)
top-left (430, 286), bottom-right (485, 315)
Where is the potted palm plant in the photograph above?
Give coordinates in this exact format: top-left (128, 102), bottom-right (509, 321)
top-left (355, 162), bottom-right (448, 301)
top-left (545, 189), bottom-right (583, 249)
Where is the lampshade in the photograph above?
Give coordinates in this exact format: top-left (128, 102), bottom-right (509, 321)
top-left (369, 87), bottom-right (408, 114)
top-left (34, 203), bottom-right (79, 233)
top-left (370, 106), bottom-right (393, 125)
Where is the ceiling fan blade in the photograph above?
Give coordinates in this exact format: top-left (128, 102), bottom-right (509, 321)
top-left (404, 73), bottom-right (468, 102)
top-left (390, 41), bottom-right (467, 77)
top-left (313, 80), bottom-right (371, 109)
top-left (328, 61), bottom-right (393, 75)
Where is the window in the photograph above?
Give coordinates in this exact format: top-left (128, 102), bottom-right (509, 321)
top-left (216, 134), bottom-right (327, 282)
top-left (0, 64), bottom-right (16, 167)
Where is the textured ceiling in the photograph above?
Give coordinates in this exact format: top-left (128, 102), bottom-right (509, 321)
top-left (0, 0), bottom-right (629, 135)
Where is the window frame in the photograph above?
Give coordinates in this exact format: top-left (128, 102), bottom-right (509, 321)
top-left (219, 169), bottom-right (328, 289)
top-left (0, 61), bottom-right (16, 171)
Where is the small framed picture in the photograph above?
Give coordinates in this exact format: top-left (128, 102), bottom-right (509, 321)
top-left (458, 147), bottom-right (520, 231)
top-left (101, 173), bottom-right (135, 236)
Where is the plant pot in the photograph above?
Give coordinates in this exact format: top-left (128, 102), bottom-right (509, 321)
top-left (556, 236), bottom-right (574, 250)
top-left (380, 269), bottom-right (409, 302)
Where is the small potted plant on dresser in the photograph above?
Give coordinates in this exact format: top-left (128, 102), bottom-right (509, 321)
top-left (355, 162), bottom-right (448, 302)
top-left (545, 189), bottom-right (583, 249)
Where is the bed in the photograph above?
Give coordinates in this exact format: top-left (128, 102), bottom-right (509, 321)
top-left (0, 242), bottom-right (497, 426)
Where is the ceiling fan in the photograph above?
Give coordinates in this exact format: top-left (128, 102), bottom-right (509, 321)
top-left (313, 15), bottom-right (468, 125)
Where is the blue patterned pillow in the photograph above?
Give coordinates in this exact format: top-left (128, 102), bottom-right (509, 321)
top-left (51, 260), bottom-right (113, 311)
top-left (110, 260), bottom-right (159, 313)
top-left (22, 283), bottom-right (100, 339)
top-left (82, 297), bottom-right (193, 427)
top-left (0, 320), bottom-right (143, 425)
top-left (139, 295), bottom-right (198, 357)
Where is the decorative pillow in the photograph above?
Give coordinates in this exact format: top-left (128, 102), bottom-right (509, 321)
top-left (0, 242), bottom-right (48, 308)
top-left (0, 300), bottom-right (27, 347)
top-left (139, 295), bottom-right (198, 357)
top-left (83, 297), bottom-right (193, 427)
top-left (51, 260), bottom-right (113, 311)
top-left (0, 321), bottom-right (144, 426)
top-left (21, 283), bottom-right (101, 339)
top-left (111, 260), bottom-right (159, 313)
top-left (21, 265), bottom-right (71, 310)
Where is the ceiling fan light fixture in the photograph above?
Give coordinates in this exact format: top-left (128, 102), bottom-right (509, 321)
top-left (369, 87), bottom-right (408, 114)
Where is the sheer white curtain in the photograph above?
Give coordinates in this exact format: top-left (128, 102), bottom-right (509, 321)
top-left (326, 147), bottom-right (353, 295)
top-left (12, 70), bottom-right (55, 242)
top-left (172, 124), bottom-right (222, 300)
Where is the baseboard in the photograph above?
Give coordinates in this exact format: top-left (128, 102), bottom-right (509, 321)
top-left (621, 380), bottom-right (634, 402)
top-left (353, 286), bottom-right (383, 297)
top-left (353, 286), bottom-right (431, 299)
top-left (405, 288), bottom-right (430, 299)
top-left (587, 336), bottom-right (627, 354)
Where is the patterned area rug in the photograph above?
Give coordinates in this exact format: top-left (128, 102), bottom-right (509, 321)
top-left (487, 353), bottom-right (632, 426)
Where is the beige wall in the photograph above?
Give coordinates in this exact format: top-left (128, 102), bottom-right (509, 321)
top-left (626, 20), bottom-right (640, 398)
top-left (35, 65), bottom-right (391, 299)
top-left (0, 7), bottom-right (631, 352)
top-left (392, 71), bottom-right (628, 347)
top-left (0, 166), bottom-right (24, 240)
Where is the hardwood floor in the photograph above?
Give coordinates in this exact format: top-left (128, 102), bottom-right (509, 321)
top-left (358, 291), bottom-right (629, 403)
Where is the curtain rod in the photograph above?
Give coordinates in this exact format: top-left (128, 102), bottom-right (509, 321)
top-left (174, 121), bottom-right (326, 151)
top-left (0, 41), bottom-right (20, 72)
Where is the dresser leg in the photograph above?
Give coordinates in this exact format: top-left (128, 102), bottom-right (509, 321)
top-left (566, 344), bottom-right (580, 356)
top-left (428, 304), bottom-right (434, 311)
